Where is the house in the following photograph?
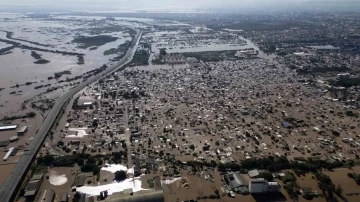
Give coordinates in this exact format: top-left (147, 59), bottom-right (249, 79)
top-left (282, 121), bottom-right (292, 129)
top-left (248, 169), bottom-right (260, 178)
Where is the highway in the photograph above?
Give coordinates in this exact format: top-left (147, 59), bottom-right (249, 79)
top-left (0, 30), bottom-right (142, 202)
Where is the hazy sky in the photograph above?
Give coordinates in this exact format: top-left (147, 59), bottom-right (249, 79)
top-left (0, 0), bottom-right (358, 12)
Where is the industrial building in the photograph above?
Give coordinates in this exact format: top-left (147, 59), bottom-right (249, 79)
top-left (75, 96), bottom-right (95, 109)
top-left (37, 189), bottom-right (55, 202)
top-left (24, 173), bottom-right (44, 198)
top-left (223, 172), bottom-right (249, 194)
top-left (0, 140), bottom-right (10, 147)
top-left (105, 190), bottom-right (164, 202)
top-left (3, 147), bottom-right (15, 161)
top-left (17, 126), bottom-right (28, 136)
top-left (0, 124), bottom-right (18, 131)
top-left (60, 193), bottom-right (69, 202)
top-left (249, 178), bottom-right (281, 194)
top-left (74, 175), bottom-right (86, 187)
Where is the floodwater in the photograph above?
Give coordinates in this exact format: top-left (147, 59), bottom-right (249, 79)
top-left (133, 64), bottom-right (188, 71)
top-left (0, 41), bottom-right (11, 49)
top-left (166, 44), bottom-right (250, 53)
top-left (0, 15), bottom-right (131, 116)
top-left (308, 45), bottom-right (339, 50)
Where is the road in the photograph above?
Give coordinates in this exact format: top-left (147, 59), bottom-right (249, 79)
top-left (124, 106), bottom-right (133, 169)
top-left (0, 30), bottom-right (142, 202)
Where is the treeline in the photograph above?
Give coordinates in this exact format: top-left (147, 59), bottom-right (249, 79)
top-left (0, 38), bottom-right (84, 56)
top-left (1, 112), bottom-right (36, 121)
top-left (37, 151), bottom-right (127, 169)
top-left (217, 156), bottom-right (345, 175)
top-left (348, 172), bottom-right (360, 185)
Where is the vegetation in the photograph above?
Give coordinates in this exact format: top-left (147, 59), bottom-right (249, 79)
top-left (103, 41), bottom-right (131, 56)
top-left (72, 35), bottom-right (118, 49)
top-left (182, 50), bottom-right (239, 62)
top-left (315, 172), bottom-right (336, 199)
top-left (348, 172), bottom-right (360, 185)
top-left (332, 77), bottom-right (360, 87)
top-left (72, 192), bottom-right (81, 202)
top-left (128, 53), bottom-right (149, 66)
top-left (34, 59), bottom-right (50, 64)
top-left (217, 156), bottom-right (345, 175)
top-left (284, 182), bottom-right (299, 200)
top-left (1, 112), bottom-right (36, 121)
top-left (115, 170), bottom-right (127, 181)
top-left (54, 70), bottom-right (71, 79)
top-left (258, 171), bottom-right (274, 181)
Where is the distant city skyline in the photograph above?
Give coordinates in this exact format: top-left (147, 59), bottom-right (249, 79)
top-left (0, 0), bottom-right (359, 12)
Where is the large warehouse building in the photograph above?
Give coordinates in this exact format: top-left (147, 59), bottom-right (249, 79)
top-left (249, 178), bottom-right (281, 194)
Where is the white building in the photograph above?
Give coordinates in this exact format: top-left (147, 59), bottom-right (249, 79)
top-left (249, 178), bottom-right (281, 194)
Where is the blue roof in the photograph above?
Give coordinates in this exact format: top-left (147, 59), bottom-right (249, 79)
top-left (282, 122), bottom-right (292, 128)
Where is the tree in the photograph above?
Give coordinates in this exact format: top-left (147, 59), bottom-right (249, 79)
top-left (92, 119), bottom-right (99, 128)
top-left (27, 112), bottom-right (36, 117)
top-left (57, 141), bottom-right (65, 147)
top-left (284, 182), bottom-right (298, 200)
top-left (335, 184), bottom-right (343, 196)
top-left (115, 170), bottom-right (127, 181)
top-left (73, 192), bottom-right (81, 202)
top-left (259, 172), bottom-right (274, 181)
top-left (37, 155), bottom-right (55, 166)
top-left (159, 48), bottom-right (167, 56)
top-left (315, 172), bottom-right (335, 199)
top-left (348, 160), bottom-right (355, 169)
top-left (214, 189), bottom-right (220, 198)
top-left (190, 144), bottom-right (195, 150)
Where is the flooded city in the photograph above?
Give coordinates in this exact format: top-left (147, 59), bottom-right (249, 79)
top-left (0, 2), bottom-right (360, 202)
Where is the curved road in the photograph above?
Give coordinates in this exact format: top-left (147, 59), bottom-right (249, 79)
top-left (0, 31), bottom-right (142, 202)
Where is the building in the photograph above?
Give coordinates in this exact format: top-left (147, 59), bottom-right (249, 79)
top-left (37, 189), bottom-right (55, 202)
top-left (9, 136), bottom-right (19, 142)
top-left (0, 140), bottom-right (10, 147)
top-left (248, 169), bottom-right (260, 178)
top-left (164, 54), bottom-right (186, 65)
top-left (249, 178), bottom-right (281, 194)
top-left (76, 96), bottom-right (95, 109)
top-left (74, 175), bottom-right (86, 187)
top-left (60, 193), bottom-right (69, 202)
top-left (25, 173), bottom-right (44, 198)
top-left (106, 190), bottom-right (164, 202)
top-left (0, 125), bottom-right (18, 131)
top-left (3, 147), bottom-right (15, 161)
top-left (186, 57), bottom-right (199, 66)
top-left (337, 73), bottom-right (350, 78)
top-left (223, 172), bottom-right (249, 194)
top-left (24, 180), bottom-right (42, 197)
top-left (281, 121), bottom-right (292, 129)
top-left (17, 126), bottom-right (28, 135)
